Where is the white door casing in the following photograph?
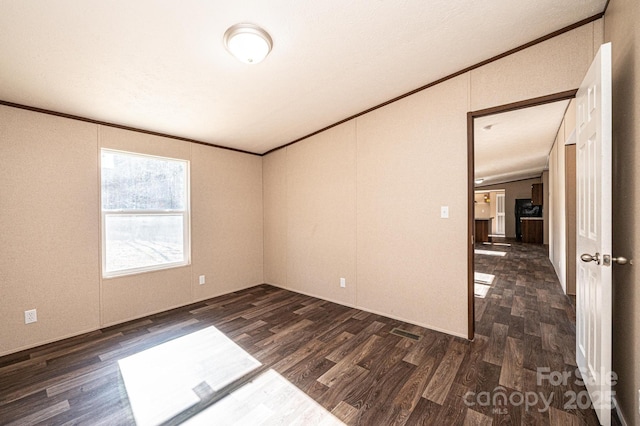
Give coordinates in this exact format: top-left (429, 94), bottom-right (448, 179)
top-left (576, 42), bottom-right (612, 426)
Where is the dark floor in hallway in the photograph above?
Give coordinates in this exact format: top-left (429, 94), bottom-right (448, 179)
top-left (474, 240), bottom-right (604, 425)
top-left (0, 241), bottom-right (606, 425)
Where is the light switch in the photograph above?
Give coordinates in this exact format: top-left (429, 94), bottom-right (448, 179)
top-left (441, 206), bottom-right (449, 218)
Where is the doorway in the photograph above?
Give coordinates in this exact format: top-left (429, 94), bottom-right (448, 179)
top-left (466, 90), bottom-right (577, 339)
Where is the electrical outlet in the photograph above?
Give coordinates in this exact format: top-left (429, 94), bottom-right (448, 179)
top-left (441, 206), bottom-right (449, 218)
top-left (340, 278), bottom-right (346, 288)
top-left (24, 309), bottom-right (37, 324)
top-left (199, 275), bottom-right (206, 285)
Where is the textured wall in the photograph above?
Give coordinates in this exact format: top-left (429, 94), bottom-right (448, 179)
top-left (263, 20), bottom-right (599, 337)
top-left (0, 108), bottom-right (264, 355)
top-left (0, 106), bottom-right (100, 354)
top-left (286, 123), bottom-right (357, 306)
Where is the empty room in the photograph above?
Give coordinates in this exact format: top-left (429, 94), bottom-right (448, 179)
top-left (1, 1), bottom-right (639, 425)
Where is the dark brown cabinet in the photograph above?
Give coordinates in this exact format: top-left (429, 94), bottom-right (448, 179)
top-left (521, 218), bottom-right (543, 243)
top-left (531, 183), bottom-right (543, 205)
top-left (475, 219), bottom-right (491, 243)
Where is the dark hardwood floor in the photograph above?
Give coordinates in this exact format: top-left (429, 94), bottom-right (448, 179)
top-left (0, 242), bottom-right (607, 425)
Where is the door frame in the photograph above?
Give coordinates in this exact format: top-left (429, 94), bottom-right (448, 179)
top-left (466, 89), bottom-right (578, 340)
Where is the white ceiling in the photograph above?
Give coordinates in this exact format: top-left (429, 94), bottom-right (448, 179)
top-left (0, 1), bottom-right (605, 154)
top-left (474, 100), bottom-right (570, 187)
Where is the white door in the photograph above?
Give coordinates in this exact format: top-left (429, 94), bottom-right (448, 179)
top-left (496, 193), bottom-right (505, 235)
top-left (576, 42), bottom-right (612, 426)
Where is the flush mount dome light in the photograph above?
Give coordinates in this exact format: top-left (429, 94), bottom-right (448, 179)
top-left (475, 178), bottom-right (484, 184)
top-left (224, 23), bottom-right (272, 64)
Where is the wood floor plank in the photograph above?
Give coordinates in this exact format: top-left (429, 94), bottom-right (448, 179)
top-left (422, 340), bottom-right (466, 404)
top-left (330, 401), bottom-right (358, 424)
top-left (549, 406), bottom-right (581, 425)
top-left (404, 397), bottom-right (443, 424)
top-left (318, 335), bottom-right (380, 387)
top-left (293, 299), bottom-right (326, 316)
top-left (540, 322), bottom-right (562, 353)
top-left (271, 338), bottom-right (326, 373)
top-left (316, 364), bottom-right (370, 408)
top-left (524, 308), bottom-right (542, 337)
top-left (282, 332), bottom-right (352, 389)
top-left (483, 322), bottom-right (509, 366)
top-left (454, 335), bottom-right (488, 391)
top-left (5, 400), bottom-right (69, 426)
top-left (432, 382), bottom-right (471, 425)
top-left (386, 356), bottom-right (437, 424)
top-left (349, 359), bottom-right (416, 425)
top-left (254, 318), bottom-right (314, 348)
top-left (402, 332), bottom-right (440, 366)
top-left (341, 345), bottom-right (408, 410)
top-left (499, 336), bottom-right (524, 392)
top-left (45, 364), bottom-right (117, 397)
top-left (463, 408), bottom-right (493, 426)
top-left (325, 321), bottom-right (385, 363)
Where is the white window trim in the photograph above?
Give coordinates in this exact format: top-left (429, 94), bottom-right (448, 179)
top-left (100, 149), bottom-right (191, 279)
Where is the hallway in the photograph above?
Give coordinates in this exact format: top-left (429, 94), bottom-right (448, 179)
top-left (474, 240), bottom-right (603, 424)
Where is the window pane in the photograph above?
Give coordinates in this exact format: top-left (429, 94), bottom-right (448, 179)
top-left (105, 214), bottom-right (185, 273)
top-left (102, 151), bottom-right (187, 211)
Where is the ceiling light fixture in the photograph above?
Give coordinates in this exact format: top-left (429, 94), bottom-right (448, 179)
top-left (482, 124), bottom-right (493, 131)
top-left (475, 178), bottom-right (484, 184)
top-left (223, 23), bottom-right (273, 64)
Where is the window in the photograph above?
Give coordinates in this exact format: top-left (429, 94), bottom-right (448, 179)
top-left (101, 149), bottom-right (190, 277)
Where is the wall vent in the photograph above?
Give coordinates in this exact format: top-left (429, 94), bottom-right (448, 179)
top-left (390, 328), bottom-right (421, 341)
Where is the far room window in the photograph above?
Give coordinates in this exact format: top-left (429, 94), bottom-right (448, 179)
top-left (101, 149), bottom-right (190, 278)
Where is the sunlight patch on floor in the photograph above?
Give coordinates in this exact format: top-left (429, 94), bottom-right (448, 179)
top-left (482, 241), bottom-right (511, 247)
top-left (474, 283), bottom-right (491, 298)
top-left (474, 249), bottom-right (507, 257)
top-left (474, 272), bottom-right (495, 285)
top-left (184, 369), bottom-right (344, 425)
top-left (118, 326), bottom-right (261, 425)
top-left (118, 325), bottom-right (344, 425)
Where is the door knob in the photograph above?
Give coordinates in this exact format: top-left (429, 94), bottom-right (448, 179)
top-left (580, 253), bottom-right (601, 265)
top-left (612, 256), bottom-right (629, 265)
top-left (602, 254), bottom-right (631, 266)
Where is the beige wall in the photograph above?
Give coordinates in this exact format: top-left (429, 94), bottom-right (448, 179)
top-left (474, 193), bottom-right (491, 219)
top-left (190, 144), bottom-right (263, 302)
top-left (0, 106), bottom-right (263, 355)
top-left (287, 123), bottom-right (357, 306)
top-left (604, 0), bottom-right (640, 423)
top-left (356, 75), bottom-right (469, 335)
top-left (263, 149), bottom-right (287, 286)
top-left (549, 99), bottom-right (577, 295)
top-left (263, 20), bottom-right (600, 337)
top-left (264, 76), bottom-right (470, 336)
top-left (470, 22), bottom-right (600, 111)
top-left (549, 122), bottom-right (566, 292)
top-left (0, 106), bottom-right (101, 355)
